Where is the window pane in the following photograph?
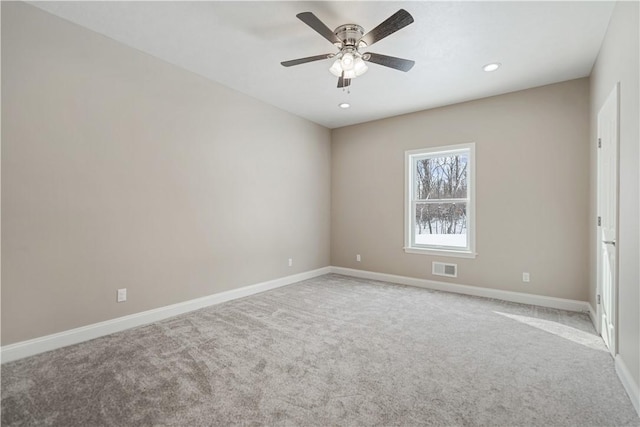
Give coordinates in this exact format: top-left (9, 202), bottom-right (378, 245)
top-left (415, 154), bottom-right (468, 200)
top-left (414, 202), bottom-right (467, 247)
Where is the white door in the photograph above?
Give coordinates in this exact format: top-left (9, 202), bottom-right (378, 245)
top-left (597, 83), bottom-right (618, 355)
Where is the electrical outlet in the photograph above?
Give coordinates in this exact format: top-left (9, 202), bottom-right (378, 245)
top-left (522, 272), bottom-right (530, 283)
top-left (356, 254), bottom-right (361, 262)
top-left (288, 258), bottom-right (293, 267)
top-left (117, 288), bottom-right (127, 302)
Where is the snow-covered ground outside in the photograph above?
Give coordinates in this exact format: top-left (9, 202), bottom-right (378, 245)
top-left (415, 233), bottom-right (466, 247)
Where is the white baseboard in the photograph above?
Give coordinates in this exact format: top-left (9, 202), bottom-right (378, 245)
top-left (615, 355), bottom-right (640, 417)
top-left (330, 266), bottom-right (590, 313)
top-left (1, 267), bottom-right (332, 364)
top-left (587, 303), bottom-right (598, 329)
top-left (0, 266), bottom-right (596, 364)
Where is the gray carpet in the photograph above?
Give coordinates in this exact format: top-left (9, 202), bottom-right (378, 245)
top-left (2, 274), bottom-right (638, 426)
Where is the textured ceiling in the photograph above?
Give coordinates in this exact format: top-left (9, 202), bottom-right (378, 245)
top-left (32, 1), bottom-right (615, 129)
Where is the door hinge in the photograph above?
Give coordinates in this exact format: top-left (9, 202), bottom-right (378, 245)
top-left (597, 294), bottom-right (601, 304)
top-left (598, 138), bottom-right (602, 148)
top-left (598, 216), bottom-right (601, 226)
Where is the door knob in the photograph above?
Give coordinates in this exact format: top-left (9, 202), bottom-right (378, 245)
top-left (603, 240), bottom-right (616, 246)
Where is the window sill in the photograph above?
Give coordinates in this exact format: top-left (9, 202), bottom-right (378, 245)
top-left (404, 247), bottom-right (477, 259)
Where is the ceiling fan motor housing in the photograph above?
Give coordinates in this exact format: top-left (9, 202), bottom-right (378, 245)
top-left (334, 24), bottom-right (366, 48)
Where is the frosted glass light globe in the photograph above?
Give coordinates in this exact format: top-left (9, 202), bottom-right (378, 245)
top-left (340, 52), bottom-right (355, 71)
top-left (354, 57), bottom-right (368, 76)
top-left (329, 59), bottom-right (342, 77)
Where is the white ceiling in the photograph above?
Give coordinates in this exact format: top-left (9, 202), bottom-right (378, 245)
top-left (31, 1), bottom-right (614, 129)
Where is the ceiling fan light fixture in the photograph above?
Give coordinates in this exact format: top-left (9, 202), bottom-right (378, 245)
top-left (330, 53), bottom-right (368, 79)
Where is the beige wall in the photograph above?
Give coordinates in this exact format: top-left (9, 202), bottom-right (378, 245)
top-left (1, 2), bottom-right (331, 345)
top-left (589, 1), bottom-right (639, 394)
top-left (332, 79), bottom-right (590, 301)
top-left (1, 1), bottom-right (623, 362)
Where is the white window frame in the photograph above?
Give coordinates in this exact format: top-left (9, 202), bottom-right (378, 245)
top-left (404, 143), bottom-right (476, 258)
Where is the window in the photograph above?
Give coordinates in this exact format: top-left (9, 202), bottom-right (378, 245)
top-left (405, 143), bottom-right (476, 258)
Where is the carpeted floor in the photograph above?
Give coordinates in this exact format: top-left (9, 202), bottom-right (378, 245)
top-left (2, 274), bottom-right (638, 426)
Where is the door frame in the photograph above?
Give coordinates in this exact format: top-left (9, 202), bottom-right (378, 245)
top-left (596, 82), bottom-right (619, 357)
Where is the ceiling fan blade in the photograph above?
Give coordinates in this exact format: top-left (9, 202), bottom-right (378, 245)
top-left (361, 9), bottom-right (414, 47)
top-left (337, 76), bottom-right (351, 88)
top-left (363, 52), bottom-right (415, 72)
top-left (297, 12), bottom-right (341, 45)
top-left (281, 54), bottom-right (332, 67)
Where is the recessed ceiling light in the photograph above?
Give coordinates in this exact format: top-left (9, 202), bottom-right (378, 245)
top-left (483, 63), bottom-right (501, 72)
top-left (338, 102), bottom-right (351, 109)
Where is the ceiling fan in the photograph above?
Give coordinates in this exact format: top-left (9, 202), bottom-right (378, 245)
top-left (281, 9), bottom-right (415, 89)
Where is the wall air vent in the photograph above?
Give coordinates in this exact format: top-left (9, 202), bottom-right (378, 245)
top-left (432, 262), bottom-right (457, 278)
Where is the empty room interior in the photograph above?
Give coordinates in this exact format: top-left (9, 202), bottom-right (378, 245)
top-left (1, 1), bottom-right (639, 425)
